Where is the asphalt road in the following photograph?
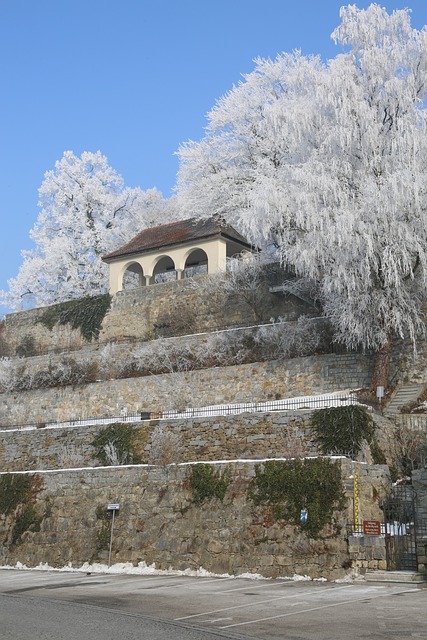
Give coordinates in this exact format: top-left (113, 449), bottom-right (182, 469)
top-left (0, 569), bottom-right (425, 640)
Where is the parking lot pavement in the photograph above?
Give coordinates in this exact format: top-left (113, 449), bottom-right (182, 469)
top-left (0, 569), bottom-right (425, 640)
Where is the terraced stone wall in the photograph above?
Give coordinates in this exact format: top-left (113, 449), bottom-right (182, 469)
top-left (1, 268), bottom-right (309, 356)
top-left (0, 460), bottom-right (390, 580)
top-left (0, 411), bottom-right (315, 472)
top-left (0, 353), bottom-right (373, 427)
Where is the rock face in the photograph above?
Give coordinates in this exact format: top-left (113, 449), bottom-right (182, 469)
top-left (0, 461), bottom-right (390, 580)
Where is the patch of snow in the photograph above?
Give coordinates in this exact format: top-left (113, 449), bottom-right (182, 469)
top-left (0, 455), bottom-right (351, 476)
top-left (290, 574), bottom-right (312, 581)
top-left (335, 570), bottom-right (365, 583)
top-left (0, 561), bottom-right (350, 583)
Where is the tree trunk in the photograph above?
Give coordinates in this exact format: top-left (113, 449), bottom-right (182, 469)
top-left (370, 334), bottom-right (393, 392)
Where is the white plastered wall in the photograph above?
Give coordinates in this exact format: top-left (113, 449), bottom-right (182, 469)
top-left (108, 237), bottom-right (228, 294)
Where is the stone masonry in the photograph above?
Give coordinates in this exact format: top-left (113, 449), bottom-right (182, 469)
top-left (0, 411), bottom-right (315, 472)
top-left (0, 354), bottom-right (373, 427)
top-left (0, 460), bottom-right (390, 580)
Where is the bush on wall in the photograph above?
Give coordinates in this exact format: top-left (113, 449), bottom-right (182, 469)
top-left (189, 464), bottom-right (230, 505)
top-left (92, 423), bottom-right (143, 466)
top-left (310, 405), bottom-right (375, 459)
top-left (0, 474), bottom-right (45, 545)
top-left (249, 458), bottom-right (346, 538)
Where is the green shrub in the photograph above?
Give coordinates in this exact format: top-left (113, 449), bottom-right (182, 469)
top-left (12, 505), bottom-right (39, 544)
top-left (370, 438), bottom-right (387, 465)
top-left (189, 464), bottom-right (230, 505)
top-left (311, 405), bottom-right (374, 458)
top-left (95, 504), bottom-right (111, 551)
top-left (249, 458), bottom-right (346, 538)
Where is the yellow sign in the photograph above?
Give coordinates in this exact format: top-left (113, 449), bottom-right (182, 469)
top-left (354, 472), bottom-right (359, 525)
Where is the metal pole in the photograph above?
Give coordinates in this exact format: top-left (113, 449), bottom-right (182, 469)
top-left (108, 509), bottom-right (115, 567)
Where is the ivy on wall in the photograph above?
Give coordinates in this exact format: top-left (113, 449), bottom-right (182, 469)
top-left (189, 464), bottom-right (230, 505)
top-left (37, 294), bottom-right (112, 341)
top-left (94, 504), bottom-right (112, 554)
top-left (0, 474), bottom-right (45, 545)
top-left (249, 458), bottom-right (346, 538)
top-left (310, 405), bottom-right (375, 459)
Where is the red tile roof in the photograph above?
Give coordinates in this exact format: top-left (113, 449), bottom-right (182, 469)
top-left (102, 218), bottom-right (253, 262)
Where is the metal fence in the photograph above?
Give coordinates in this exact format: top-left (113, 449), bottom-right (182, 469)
top-left (0, 392), bottom-right (361, 432)
top-left (346, 522), bottom-right (386, 537)
top-left (161, 393), bottom-right (361, 420)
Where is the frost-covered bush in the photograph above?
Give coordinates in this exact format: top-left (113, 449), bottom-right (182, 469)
top-left (0, 357), bottom-right (26, 392)
top-left (0, 354), bottom-right (99, 393)
top-left (99, 342), bottom-right (121, 378)
top-left (149, 425), bottom-right (183, 465)
top-left (57, 444), bottom-right (87, 469)
top-left (389, 423), bottom-right (427, 477)
top-left (187, 253), bottom-right (269, 323)
top-left (254, 316), bottom-right (330, 359)
top-left (197, 331), bottom-right (252, 367)
top-left (92, 423), bottom-right (143, 466)
top-left (223, 253), bottom-right (268, 321)
top-left (133, 339), bottom-right (196, 376)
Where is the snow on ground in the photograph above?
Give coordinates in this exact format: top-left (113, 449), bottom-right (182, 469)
top-left (0, 560), bottom-right (333, 582)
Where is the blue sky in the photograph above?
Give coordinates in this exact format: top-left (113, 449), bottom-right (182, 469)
top-left (1, 0), bottom-right (427, 317)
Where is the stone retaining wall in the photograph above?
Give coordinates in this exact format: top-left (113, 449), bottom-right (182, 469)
top-left (413, 469), bottom-right (427, 573)
top-left (0, 412), bottom-right (315, 472)
top-left (0, 459), bottom-right (390, 580)
top-left (347, 535), bottom-right (387, 571)
top-left (101, 268), bottom-right (310, 342)
top-left (1, 269), bottom-right (310, 356)
top-left (0, 353), bottom-right (373, 427)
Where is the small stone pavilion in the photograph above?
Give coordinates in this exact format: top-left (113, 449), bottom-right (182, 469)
top-left (102, 218), bottom-right (255, 295)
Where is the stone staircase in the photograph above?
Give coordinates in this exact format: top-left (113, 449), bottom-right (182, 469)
top-left (384, 383), bottom-right (425, 416)
top-left (365, 570), bottom-right (427, 587)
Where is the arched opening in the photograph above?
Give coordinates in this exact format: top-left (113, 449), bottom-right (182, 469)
top-left (153, 256), bottom-right (176, 283)
top-left (121, 262), bottom-right (145, 290)
top-left (184, 248), bottom-right (208, 278)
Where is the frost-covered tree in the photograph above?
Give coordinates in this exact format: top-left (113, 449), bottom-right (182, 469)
top-left (177, 4), bottom-right (427, 387)
top-left (2, 151), bottom-right (173, 309)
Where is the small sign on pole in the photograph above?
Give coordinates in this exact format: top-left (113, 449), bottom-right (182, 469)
top-left (106, 503), bottom-right (120, 566)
